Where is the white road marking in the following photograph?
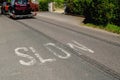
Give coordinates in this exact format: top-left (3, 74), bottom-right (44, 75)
top-left (15, 40), bottom-right (92, 66)
top-left (45, 43), bottom-right (71, 59)
top-left (29, 47), bottom-right (56, 64)
top-left (15, 47), bottom-right (36, 66)
top-left (67, 40), bottom-right (94, 54)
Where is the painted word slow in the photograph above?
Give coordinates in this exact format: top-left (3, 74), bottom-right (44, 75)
top-left (15, 41), bottom-right (94, 66)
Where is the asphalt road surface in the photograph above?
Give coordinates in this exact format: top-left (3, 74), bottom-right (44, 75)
top-left (0, 14), bottom-right (120, 80)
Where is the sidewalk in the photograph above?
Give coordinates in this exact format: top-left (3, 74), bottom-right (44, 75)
top-left (37, 12), bottom-right (84, 26)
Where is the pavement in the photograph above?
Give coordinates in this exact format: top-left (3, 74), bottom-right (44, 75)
top-left (37, 12), bottom-right (84, 26)
top-left (0, 12), bottom-right (120, 80)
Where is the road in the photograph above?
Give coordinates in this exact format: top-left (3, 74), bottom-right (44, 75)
top-left (0, 13), bottom-right (120, 80)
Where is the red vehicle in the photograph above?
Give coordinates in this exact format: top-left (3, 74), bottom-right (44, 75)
top-left (1, 0), bottom-right (38, 18)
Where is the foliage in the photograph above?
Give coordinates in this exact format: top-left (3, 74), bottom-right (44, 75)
top-left (54, 0), bottom-right (64, 8)
top-left (111, 0), bottom-right (120, 26)
top-left (84, 0), bottom-right (116, 26)
top-left (65, 0), bottom-right (83, 15)
top-left (65, 0), bottom-right (120, 27)
top-left (39, 0), bottom-right (48, 11)
top-left (39, 0), bottom-right (53, 11)
top-left (39, 0), bottom-right (64, 11)
top-left (86, 23), bottom-right (120, 34)
top-left (106, 24), bottom-right (120, 33)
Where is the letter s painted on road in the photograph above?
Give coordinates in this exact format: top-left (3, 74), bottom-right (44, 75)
top-left (15, 47), bottom-right (36, 66)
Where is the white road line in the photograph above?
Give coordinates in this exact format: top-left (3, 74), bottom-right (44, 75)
top-left (67, 40), bottom-right (94, 54)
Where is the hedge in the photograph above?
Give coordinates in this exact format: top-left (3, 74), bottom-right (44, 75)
top-left (65, 0), bottom-right (120, 26)
top-left (39, 0), bottom-right (64, 11)
top-left (39, 0), bottom-right (50, 11)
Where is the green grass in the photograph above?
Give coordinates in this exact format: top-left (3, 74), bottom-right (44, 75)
top-left (86, 23), bottom-right (120, 34)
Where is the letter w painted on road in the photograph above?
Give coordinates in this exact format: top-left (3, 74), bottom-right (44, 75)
top-left (67, 40), bottom-right (94, 54)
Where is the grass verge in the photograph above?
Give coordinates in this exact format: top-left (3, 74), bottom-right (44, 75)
top-left (86, 23), bottom-right (120, 34)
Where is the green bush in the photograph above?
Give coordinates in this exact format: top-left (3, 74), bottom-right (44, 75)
top-left (84, 0), bottom-right (116, 26)
top-left (111, 0), bottom-right (120, 26)
top-left (39, 0), bottom-right (64, 11)
top-left (39, 0), bottom-right (49, 11)
top-left (65, 0), bottom-right (85, 15)
top-left (39, 0), bottom-right (54, 11)
top-left (65, 0), bottom-right (120, 27)
top-left (54, 0), bottom-right (64, 8)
